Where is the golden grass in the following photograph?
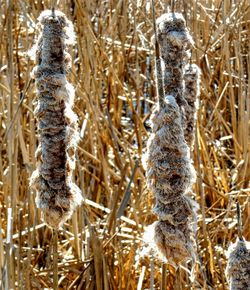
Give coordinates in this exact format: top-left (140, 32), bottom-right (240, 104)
top-left (0, 0), bottom-right (249, 289)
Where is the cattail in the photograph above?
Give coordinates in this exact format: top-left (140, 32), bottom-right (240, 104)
top-left (30, 10), bottom-right (82, 229)
top-left (157, 13), bottom-right (193, 107)
top-left (144, 13), bottom-right (198, 265)
top-left (226, 238), bottom-right (250, 289)
top-left (183, 64), bottom-right (200, 147)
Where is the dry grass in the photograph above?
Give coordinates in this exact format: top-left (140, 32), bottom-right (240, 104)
top-left (0, 0), bottom-right (249, 289)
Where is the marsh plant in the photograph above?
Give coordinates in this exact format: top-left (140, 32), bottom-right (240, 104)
top-left (30, 10), bottom-right (82, 229)
top-left (144, 13), bottom-right (200, 266)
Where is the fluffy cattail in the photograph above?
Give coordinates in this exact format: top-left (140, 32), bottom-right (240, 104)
top-left (144, 13), bottom-right (198, 265)
top-left (30, 10), bottom-right (82, 229)
top-left (157, 13), bottom-right (193, 107)
top-left (183, 64), bottom-right (200, 147)
top-left (226, 238), bottom-right (250, 289)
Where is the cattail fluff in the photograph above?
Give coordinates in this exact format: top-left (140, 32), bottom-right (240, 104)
top-left (144, 13), bottom-right (198, 265)
top-left (30, 10), bottom-right (82, 228)
top-left (226, 238), bottom-right (250, 289)
top-left (183, 64), bottom-right (200, 147)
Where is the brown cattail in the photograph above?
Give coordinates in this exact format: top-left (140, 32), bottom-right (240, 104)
top-left (30, 10), bottom-right (82, 229)
top-left (226, 238), bottom-right (250, 290)
top-left (157, 13), bottom-right (193, 106)
top-left (183, 64), bottom-right (200, 148)
top-left (144, 13), bottom-right (198, 265)
top-left (225, 202), bottom-right (250, 289)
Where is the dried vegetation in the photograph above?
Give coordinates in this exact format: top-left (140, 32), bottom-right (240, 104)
top-left (0, 0), bottom-right (249, 289)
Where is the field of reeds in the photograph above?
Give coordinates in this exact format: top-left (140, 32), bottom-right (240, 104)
top-left (0, 0), bottom-right (249, 289)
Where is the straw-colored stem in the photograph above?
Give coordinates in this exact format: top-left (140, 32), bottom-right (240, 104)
top-left (53, 229), bottom-right (58, 290)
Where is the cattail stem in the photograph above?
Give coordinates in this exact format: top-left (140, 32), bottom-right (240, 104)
top-left (171, 0), bottom-right (175, 13)
top-left (151, 0), bottom-right (165, 107)
top-left (160, 263), bottom-right (167, 290)
top-left (236, 201), bottom-right (243, 241)
top-left (53, 229), bottom-right (58, 290)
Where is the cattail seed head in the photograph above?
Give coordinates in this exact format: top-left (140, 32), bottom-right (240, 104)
top-left (144, 13), bottom-right (199, 266)
top-left (156, 13), bottom-right (193, 107)
top-left (30, 10), bottom-right (82, 229)
top-left (183, 64), bottom-right (201, 147)
top-left (226, 238), bottom-right (250, 290)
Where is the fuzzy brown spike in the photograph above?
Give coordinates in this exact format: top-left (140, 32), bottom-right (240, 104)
top-left (30, 10), bottom-right (82, 229)
top-left (156, 13), bottom-right (193, 107)
top-left (183, 64), bottom-right (201, 148)
top-left (144, 13), bottom-right (198, 265)
top-left (226, 238), bottom-right (250, 290)
top-left (145, 96), bottom-right (196, 265)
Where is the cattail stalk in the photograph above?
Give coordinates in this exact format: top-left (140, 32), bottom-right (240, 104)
top-left (30, 10), bottom-right (82, 229)
top-left (145, 13), bottom-right (198, 265)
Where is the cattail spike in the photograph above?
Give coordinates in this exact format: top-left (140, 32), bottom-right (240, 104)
top-left (183, 64), bottom-right (201, 148)
top-left (156, 13), bottom-right (193, 108)
top-left (226, 202), bottom-right (250, 289)
top-left (30, 10), bottom-right (82, 229)
top-left (144, 12), bottom-right (199, 266)
top-left (145, 94), bottom-right (196, 265)
top-left (226, 238), bottom-right (250, 290)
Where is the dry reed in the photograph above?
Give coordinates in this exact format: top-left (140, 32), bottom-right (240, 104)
top-left (0, 0), bottom-right (249, 289)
